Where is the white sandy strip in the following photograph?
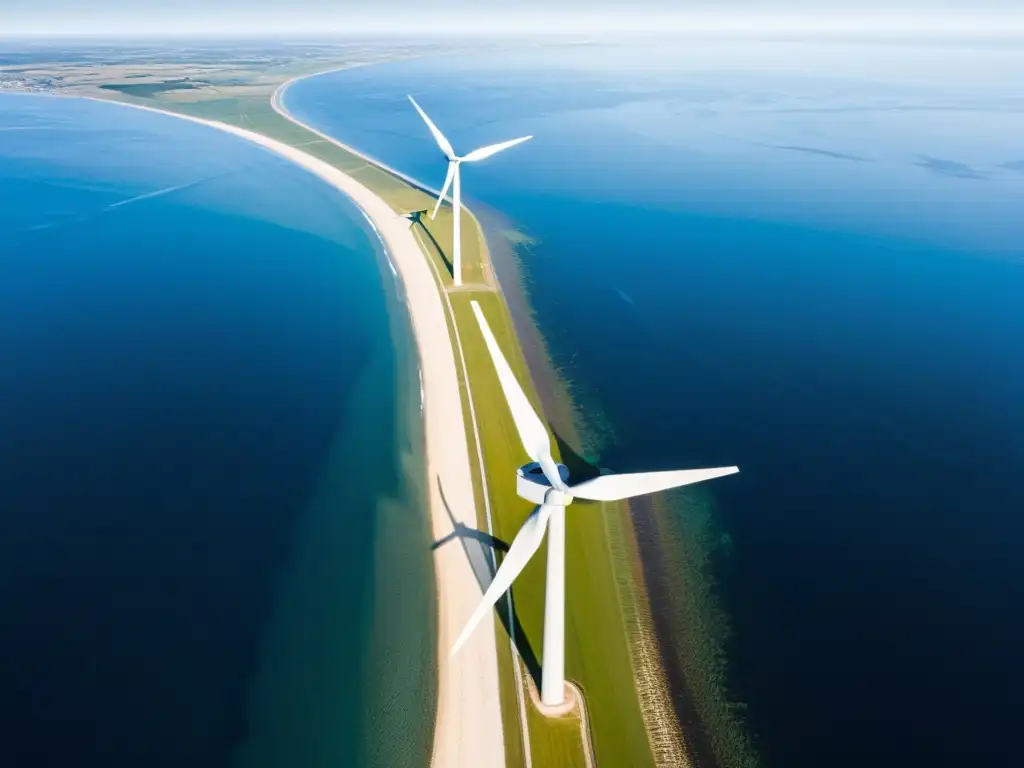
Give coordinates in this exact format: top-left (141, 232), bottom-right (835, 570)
top-left (84, 98), bottom-right (506, 768)
top-left (272, 78), bottom-right (536, 766)
top-left (269, 75), bottom-right (447, 201)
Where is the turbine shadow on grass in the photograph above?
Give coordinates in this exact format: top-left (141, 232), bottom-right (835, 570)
top-left (411, 215), bottom-right (454, 281)
top-left (434, 477), bottom-right (543, 685)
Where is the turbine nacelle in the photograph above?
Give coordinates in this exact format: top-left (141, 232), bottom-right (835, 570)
top-left (516, 461), bottom-right (570, 505)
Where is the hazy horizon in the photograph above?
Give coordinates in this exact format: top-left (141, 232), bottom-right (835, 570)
top-left (3, 1), bottom-right (1024, 37)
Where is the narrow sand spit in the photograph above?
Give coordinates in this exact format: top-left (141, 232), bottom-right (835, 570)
top-left (87, 98), bottom-right (507, 768)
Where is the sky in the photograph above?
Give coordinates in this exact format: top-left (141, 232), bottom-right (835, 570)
top-left (3, 1), bottom-right (1024, 37)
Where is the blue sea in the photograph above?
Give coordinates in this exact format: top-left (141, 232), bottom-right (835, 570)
top-left (0, 94), bottom-right (433, 768)
top-left (285, 40), bottom-right (1024, 767)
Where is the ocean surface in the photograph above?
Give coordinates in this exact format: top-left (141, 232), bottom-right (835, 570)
top-left (0, 94), bottom-right (433, 768)
top-left (285, 40), bottom-right (1024, 767)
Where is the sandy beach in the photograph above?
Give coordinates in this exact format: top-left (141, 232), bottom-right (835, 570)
top-left (88, 98), bottom-right (507, 768)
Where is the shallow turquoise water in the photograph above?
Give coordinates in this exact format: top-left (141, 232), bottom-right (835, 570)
top-left (0, 94), bottom-right (433, 768)
top-left (286, 40), bottom-right (1024, 767)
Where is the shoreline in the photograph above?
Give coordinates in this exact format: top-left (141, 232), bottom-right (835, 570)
top-left (14, 62), bottom-right (706, 764)
top-left (271, 70), bottom-right (697, 766)
top-left (268, 71), bottom-right (505, 292)
top-left (58, 92), bottom-right (507, 768)
top-left (272, 73), bottom-right (538, 766)
top-left (270, 73), bottom-right (447, 201)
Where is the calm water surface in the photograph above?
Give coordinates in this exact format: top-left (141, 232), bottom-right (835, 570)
top-left (0, 93), bottom-right (433, 768)
top-left (287, 40), bottom-right (1024, 767)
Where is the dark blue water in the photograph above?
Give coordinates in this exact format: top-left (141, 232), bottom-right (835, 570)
top-left (286, 40), bottom-right (1024, 767)
top-left (0, 94), bottom-right (431, 768)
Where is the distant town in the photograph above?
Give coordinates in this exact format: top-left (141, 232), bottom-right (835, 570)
top-left (0, 75), bottom-right (59, 93)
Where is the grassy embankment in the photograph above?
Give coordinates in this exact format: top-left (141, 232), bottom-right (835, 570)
top-left (97, 84), bottom-right (658, 768)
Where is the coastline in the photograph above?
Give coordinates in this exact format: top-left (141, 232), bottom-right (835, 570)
top-left (64, 93), bottom-right (507, 768)
top-left (271, 75), bottom-right (538, 767)
top-left (269, 73), bottom-right (447, 201)
top-left (25, 59), bottom-right (704, 765)
top-left (267, 73), bottom-right (501, 290)
top-left (271, 70), bottom-right (696, 766)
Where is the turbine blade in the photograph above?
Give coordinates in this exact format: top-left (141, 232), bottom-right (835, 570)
top-left (408, 95), bottom-right (455, 159)
top-left (431, 161), bottom-right (456, 219)
top-left (461, 135), bottom-right (533, 163)
top-left (451, 504), bottom-right (555, 656)
top-left (571, 466), bottom-right (739, 502)
top-left (470, 300), bottom-right (552, 465)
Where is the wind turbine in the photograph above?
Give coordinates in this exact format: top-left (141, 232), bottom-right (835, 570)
top-left (452, 300), bottom-right (740, 708)
top-left (408, 95), bottom-right (532, 287)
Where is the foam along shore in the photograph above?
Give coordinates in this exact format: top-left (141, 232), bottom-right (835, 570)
top-left (85, 97), bottom-right (506, 768)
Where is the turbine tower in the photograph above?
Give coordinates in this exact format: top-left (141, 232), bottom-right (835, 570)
top-left (408, 96), bottom-right (532, 286)
top-left (452, 300), bottom-right (740, 708)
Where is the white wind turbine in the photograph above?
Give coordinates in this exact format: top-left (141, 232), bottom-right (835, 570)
top-left (408, 95), bottom-right (532, 286)
top-left (452, 301), bottom-right (740, 708)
